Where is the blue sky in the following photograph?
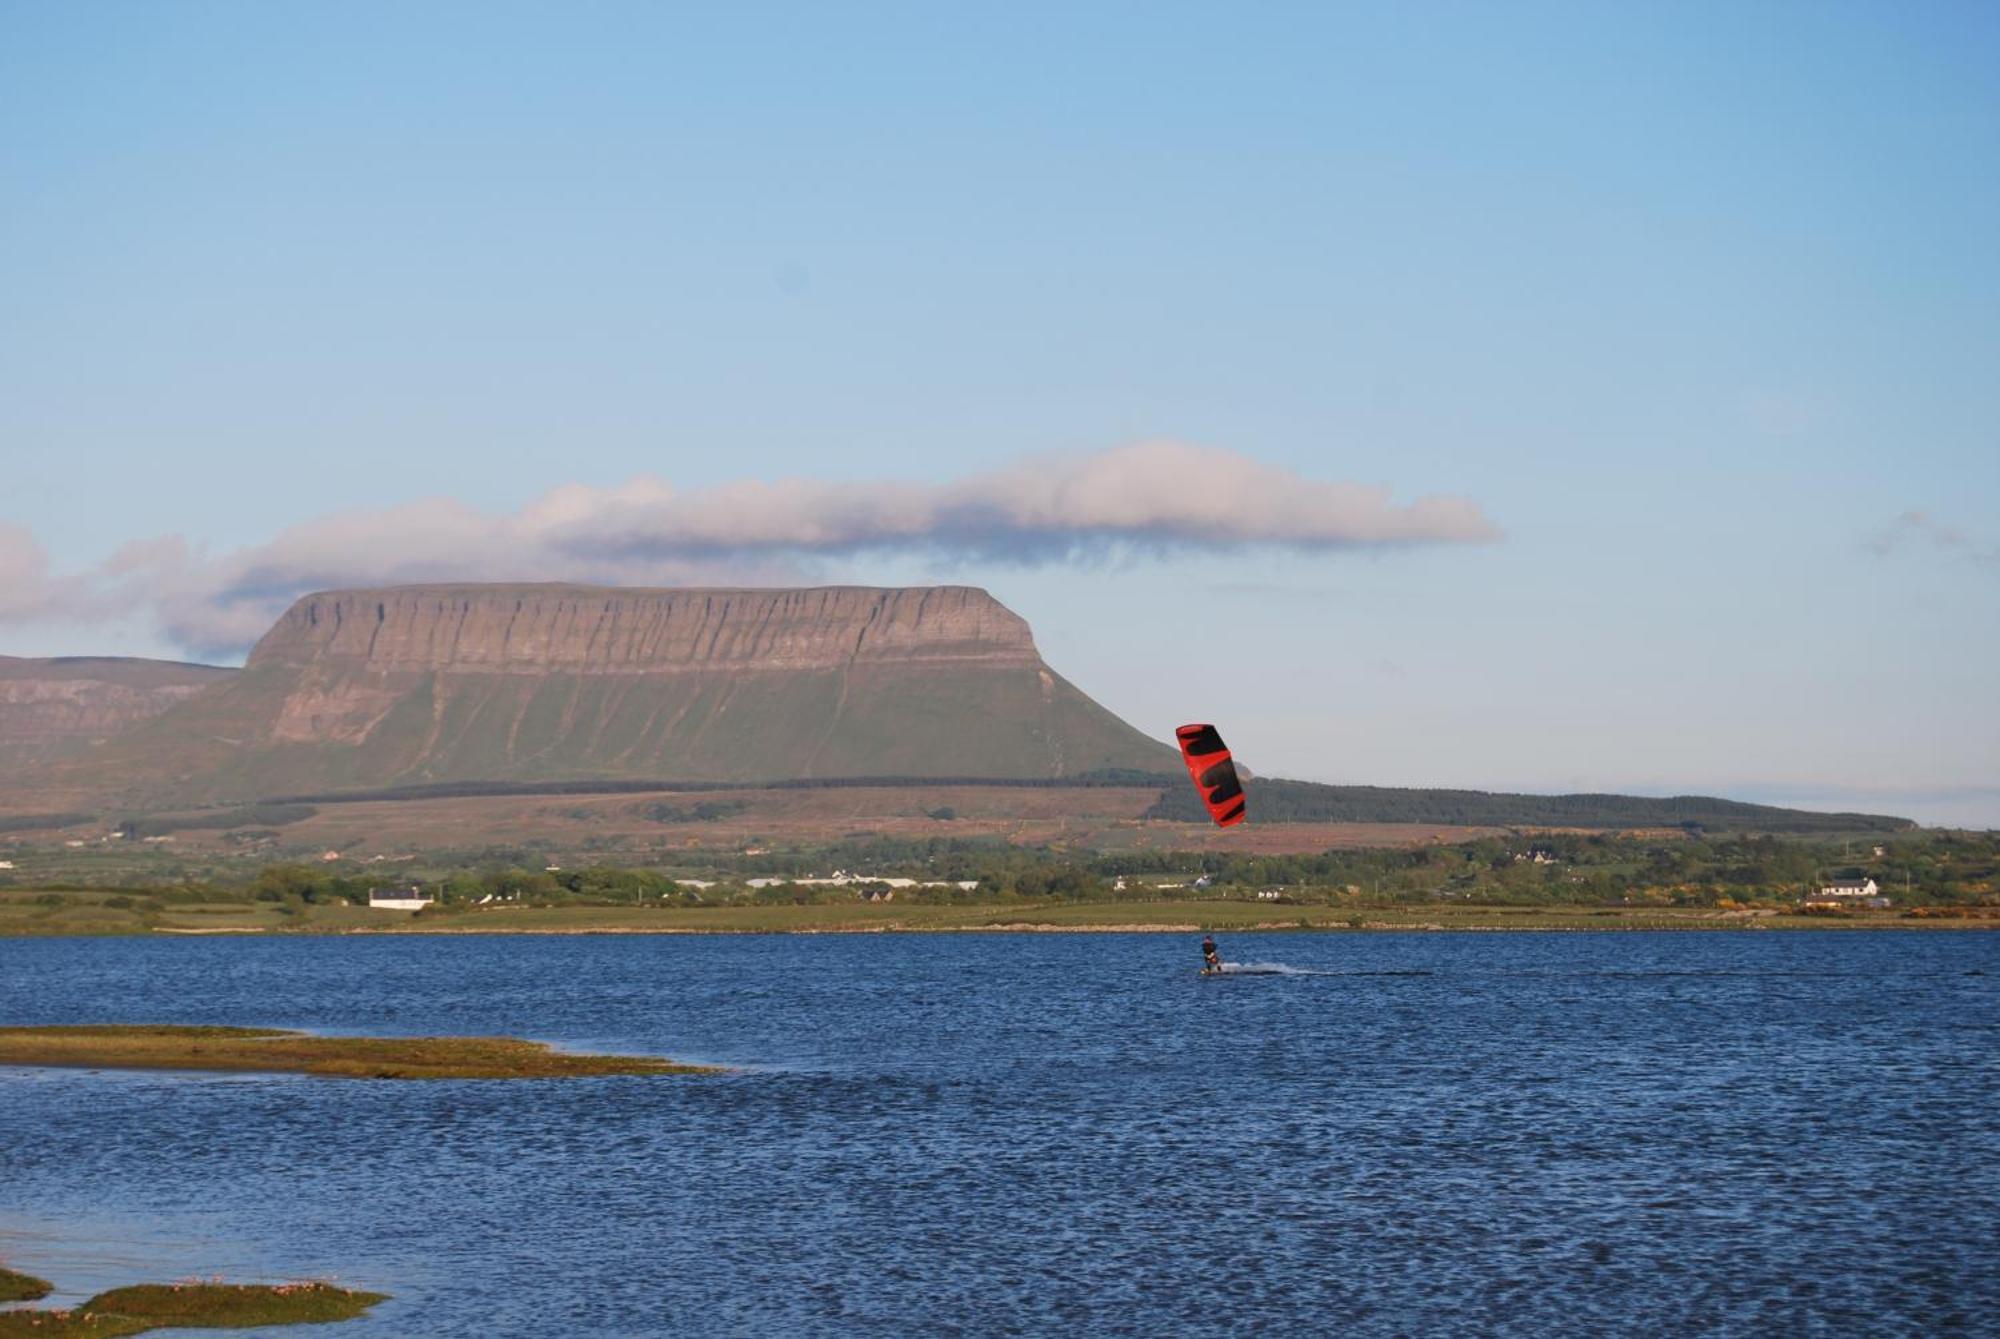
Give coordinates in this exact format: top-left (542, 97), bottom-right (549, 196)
top-left (2, 1), bottom-right (1996, 824)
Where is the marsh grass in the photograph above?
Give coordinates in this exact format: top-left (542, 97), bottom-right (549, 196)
top-left (0, 1279), bottom-right (384, 1336)
top-left (0, 1025), bottom-right (720, 1079)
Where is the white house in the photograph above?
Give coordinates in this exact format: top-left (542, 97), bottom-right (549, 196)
top-left (368, 886), bottom-right (434, 911)
top-left (1806, 877), bottom-right (1886, 909)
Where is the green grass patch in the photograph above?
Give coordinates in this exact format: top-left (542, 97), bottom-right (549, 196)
top-left (0, 1279), bottom-right (384, 1337)
top-left (0, 1025), bottom-right (721, 1079)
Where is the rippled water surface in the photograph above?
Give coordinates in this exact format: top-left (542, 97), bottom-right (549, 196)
top-left (3, 931), bottom-right (1997, 1336)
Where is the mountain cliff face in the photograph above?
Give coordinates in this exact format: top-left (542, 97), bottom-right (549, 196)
top-left (0, 657), bottom-right (235, 768)
top-left (43, 584), bottom-right (1175, 805)
top-left (256, 585), bottom-right (1038, 674)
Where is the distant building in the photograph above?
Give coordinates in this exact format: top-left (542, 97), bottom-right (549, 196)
top-left (743, 873), bottom-right (977, 892)
top-left (320, 850), bottom-right (342, 862)
top-left (1806, 877), bottom-right (1888, 909)
top-left (368, 886), bottom-right (434, 911)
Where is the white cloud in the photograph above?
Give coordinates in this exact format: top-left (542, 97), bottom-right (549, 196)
top-left (0, 442), bottom-right (1500, 658)
top-left (1865, 510), bottom-right (1996, 563)
top-left (562, 443), bottom-right (1499, 562)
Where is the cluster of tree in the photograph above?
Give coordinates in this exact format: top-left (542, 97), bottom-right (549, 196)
top-left (234, 862), bottom-right (705, 907)
top-left (0, 812), bottom-right (96, 835)
top-left (710, 830), bottom-right (1996, 908)
top-left (637, 800), bottom-right (747, 824)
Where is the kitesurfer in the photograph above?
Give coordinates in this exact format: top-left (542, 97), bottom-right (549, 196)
top-left (1202, 933), bottom-right (1221, 974)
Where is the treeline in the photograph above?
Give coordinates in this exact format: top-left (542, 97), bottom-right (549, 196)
top-left (713, 830), bottom-right (1994, 907)
top-left (115, 804), bottom-right (318, 839)
top-left (1144, 780), bottom-right (1911, 833)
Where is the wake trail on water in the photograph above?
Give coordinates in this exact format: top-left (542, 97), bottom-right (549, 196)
top-left (1207, 963), bottom-right (1433, 978)
top-left (1215, 961), bottom-right (1315, 976)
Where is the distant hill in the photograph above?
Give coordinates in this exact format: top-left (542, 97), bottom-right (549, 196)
top-left (0, 656), bottom-right (235, 768)
top-left (1144, 777), bottom-right (1912, 833)
top-left (0, 588), bottom-right (1915, 837)
top-left (23, 584), bottom-right (1178, 808)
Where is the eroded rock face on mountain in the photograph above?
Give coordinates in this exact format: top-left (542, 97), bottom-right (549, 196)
top-left (255, 585), bottom-right (1041, 674)
top-left (30, 585), bottom-right (1174, 805)
top-left (0, 657), bottom-right (235, 768)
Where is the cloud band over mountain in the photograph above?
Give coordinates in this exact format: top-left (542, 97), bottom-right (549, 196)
top-left (2, 442), bottom-right (1500, 658)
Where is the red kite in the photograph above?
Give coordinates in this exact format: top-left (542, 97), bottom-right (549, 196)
top-left (1175, 723), bottom-right (1246, 827)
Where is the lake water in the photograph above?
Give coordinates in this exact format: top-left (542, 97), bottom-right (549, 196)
top-left (3, 930), bottom-right (1997, 1336)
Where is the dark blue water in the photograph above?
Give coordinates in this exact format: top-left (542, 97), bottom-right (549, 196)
top-left (3, 931), bottom-right (1996, 1337)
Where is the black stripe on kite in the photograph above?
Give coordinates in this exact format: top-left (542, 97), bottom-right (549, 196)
top-left (1177, 724), bottom-right (1225, 755)
top-left (1203, 773), bottom-right (1243, 806)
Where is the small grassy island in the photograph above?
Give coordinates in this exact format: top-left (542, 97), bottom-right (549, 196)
top-left (0, 1025), bottom-right (720, 1080)
top-left (0, 1268), bottom-right (52, 1304)
top-left (0, 1273), bottom-right (384, 1337)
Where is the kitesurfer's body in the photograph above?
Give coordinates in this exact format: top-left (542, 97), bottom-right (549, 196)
top-left (1202, 934), bottom-right (1221, 974)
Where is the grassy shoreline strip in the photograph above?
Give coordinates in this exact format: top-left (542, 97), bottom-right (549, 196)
top-left (309, 901), bottom-right (1988, 935)
top-left (0, 1025), bottom-right (722, 1080)
top-left (0, 1279), bottom-right (385, 1337)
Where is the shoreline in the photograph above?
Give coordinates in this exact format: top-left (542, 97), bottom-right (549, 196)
top-left (5, 893), bottom-right (1993, 938)
top-left (3, 918), bottom-right (1990, 938)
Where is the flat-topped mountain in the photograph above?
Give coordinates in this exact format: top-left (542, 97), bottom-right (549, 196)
top-left (37, 584), bottom-right (1176, 805)
top-left (255, 584), bottom-right (1041, 675)
top-left (0, 656), bottom-right (236, 768)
